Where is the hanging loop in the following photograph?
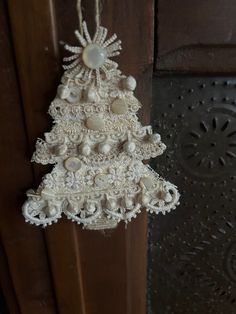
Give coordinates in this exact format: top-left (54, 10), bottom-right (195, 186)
top-left (95, 0), bottom-right (100, 29)
top-left (77, 0), bottom-right (84, 35)
top-left (77, 0), bottom-right (101, 33)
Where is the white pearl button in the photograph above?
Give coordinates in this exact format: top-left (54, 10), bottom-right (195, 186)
top-left (82, 44), bottom-right (107, 69)
top-left (64, 157), bottom-right (82, 171)
top-left (86, 115), bottom-right (105, 131)
top-left (111, 99), bottom-right (128, 114)
top-left (94, 174), bottom-right (109, 188)
top-left (66, 86), bottom-right (81, 103)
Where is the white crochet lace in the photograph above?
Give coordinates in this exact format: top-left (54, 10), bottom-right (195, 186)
top-left (22, 22), bottom-right (180, 229)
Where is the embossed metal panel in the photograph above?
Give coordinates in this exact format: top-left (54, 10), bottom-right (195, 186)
top-left (148, 76), bottom-right (236, 314)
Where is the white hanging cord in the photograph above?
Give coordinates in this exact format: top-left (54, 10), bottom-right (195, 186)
top-left (77, 0), bottom-right (101, 33)
top-left (77, 0), bottom-right (83, 35)
top-left (95, 0), bottom-right (101, 29)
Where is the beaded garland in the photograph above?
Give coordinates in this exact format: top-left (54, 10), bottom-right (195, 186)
top-left (22, 20), bottom-right (180, 229)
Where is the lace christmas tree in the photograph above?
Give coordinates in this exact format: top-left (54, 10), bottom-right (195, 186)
top-left (22, 21), bottom-right (180, 229)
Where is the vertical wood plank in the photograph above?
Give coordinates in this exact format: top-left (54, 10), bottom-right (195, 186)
top-left (7, 0), bottom-right (60, 155)
top-left (45, 222), bottom-right (87, 314)
top-left (83, 2), bottom-right (153, 313)
top-left (77, 226), bottom-right (127, 314)
top-left (0, 242), bottom-right (20, 314)
top-left (6, 0), bottom-right (153, 313)
top-left (125, 62), bottom-right (153, 314)
top-left (55, 1), bottom-right (153, 314)
top-left (0, 1), bottom-right (58, 313)
top-left (7, 1), bottom-right (87, 313)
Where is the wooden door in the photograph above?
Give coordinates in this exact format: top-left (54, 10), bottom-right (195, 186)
top-left (148, 1), bottom-right (236, 313)
top-left (0, 1), bottom-right (153, 313)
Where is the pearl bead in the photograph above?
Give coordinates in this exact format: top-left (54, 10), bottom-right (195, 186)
top-left (106, 198), bottom-right (117, 209)
top-left (52, 144), bottom-right (67, 156)
top-left (86, 115), bottom-right (105, 131)
top-left (124, 141), bottom-right (136, 153)
top-left (82, 44), bottom-right (107, 69)
top-left (142, 194), bottom-right (150, 206)
top-left (86, 203), bottom-right (96, 213)
top-left (123, 197), bottom-right (133, 209)
top-left (157, 190), bottom-right (172, 202)
top-left (121, 76), bottom-right (137, 91)
top-left (140, 176), bottom-right (155, 191)
top-left (150, 133), bottom-right (161, 143)
top-left (98, 142), bottom-right (112, 154)
top-left (111, 99), bottom-right (128, 114)
top-left (57, 84), bottom-right (70, 99)
top-left (164, 192), bottom-right (172, 202)
top-left (44, 206), bottom-right (57, 217)
top-left (79, 143), bottom-right (91, 156)
top-left (67, 203), bottom-right (78, 214)
top-left (94, 174), bottom-right (109, 188)
top-left (84, 87), bottom-right (98, 103)
top-left (66, 86), bottom-right (81, 103)
top-left (64, 157), bottom-right (82, 171)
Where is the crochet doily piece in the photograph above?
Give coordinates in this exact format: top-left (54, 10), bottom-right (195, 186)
top-left (22, 21), bottom-right (180, 229)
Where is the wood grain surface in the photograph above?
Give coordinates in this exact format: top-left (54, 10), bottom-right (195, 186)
top-left (156, 0), bottom-right (236, 72)
top-left (0, 1), bottom-right (153, 313)
top-left (0, 1), bottom-right (57, 313)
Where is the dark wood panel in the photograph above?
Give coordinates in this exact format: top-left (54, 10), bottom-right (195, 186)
top-left (0, 242), bottom-right (19, 314)
top-left (6, 1), bottom-right (84, 313)
top-left (156, 0), bottom-right (236, 72)
top-left (55, 1), bottom-right (152, 313)
top-left (5, 0), bottom-right (153, 313)
top-left (7, 1), bottom-right (90, 312)
top-left (7, 0), bottom-right (60, 155)
top-left (0, 1), bottom-right (57, 313)
top-left (45, 222), bottom-right (86, 314)
top-left (156, 47), bottom-right (236, 73)
top-left (0, 289), bottom-right (8, 314)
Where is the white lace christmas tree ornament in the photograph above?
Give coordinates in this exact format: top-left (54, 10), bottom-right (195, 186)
top-left (22, 2), bottom-right (180, 230)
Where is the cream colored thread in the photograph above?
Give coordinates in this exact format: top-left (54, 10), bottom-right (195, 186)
top-left (77, 0), bottom-right (83, 35)
top-left (77, 0), bottom-right (101, 33)
top-left (95, 0), bottom-right (100, 29)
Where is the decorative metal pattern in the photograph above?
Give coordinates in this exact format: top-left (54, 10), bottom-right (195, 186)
top-left (148, 77), bottom-right (236, 314)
